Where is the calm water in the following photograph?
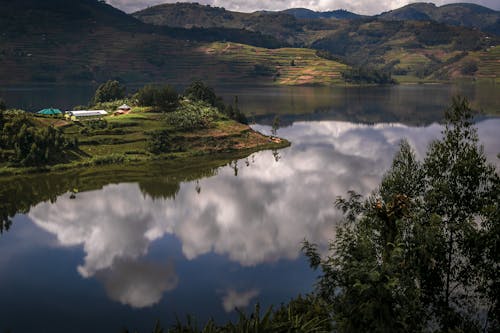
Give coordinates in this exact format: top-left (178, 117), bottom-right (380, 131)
top-left (0, 84), bottom-right (499, 333)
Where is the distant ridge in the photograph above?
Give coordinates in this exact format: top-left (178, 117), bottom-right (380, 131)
top-left (378, 2), bottom-right (500, 35)
top-left (281, 8), bottom-right (366, 20)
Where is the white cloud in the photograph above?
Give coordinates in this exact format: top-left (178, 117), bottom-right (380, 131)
top-left (96, 259), bottom-right (178, 308)
top-left (26, 119), bottom-right (499, 306)
top-left (108, 0), bottom-right (500, 15)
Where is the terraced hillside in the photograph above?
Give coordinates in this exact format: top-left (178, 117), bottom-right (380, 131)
top-left (0, 0), bottom-right (345, 86)
top-left (1, 0), bottom-right (499, 86)
top-left (200, 43), bottom-right (347, 85)
top-left (476, 46), bottom-right (500, 82)
top-left (135, 2), bottom-right (499, 83)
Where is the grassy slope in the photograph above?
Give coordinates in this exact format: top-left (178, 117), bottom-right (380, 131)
top-left (0, 105), bottom-right (289, 175)
top-left (200, 42), bottom-right (347, 85)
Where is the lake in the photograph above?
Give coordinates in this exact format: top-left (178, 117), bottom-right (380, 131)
top-left (0, 84), bottom-right (499, 333)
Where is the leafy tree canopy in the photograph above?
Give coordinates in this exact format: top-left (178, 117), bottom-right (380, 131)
top-left (93, 80), bottom-right (126, 104)
top-left (304, 97), bottom-right (499, 332)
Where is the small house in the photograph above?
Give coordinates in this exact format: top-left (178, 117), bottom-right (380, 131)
top-left (118, 104), bottom-right (131, 111)
top-left (65, 110), bottom-right (108, 121)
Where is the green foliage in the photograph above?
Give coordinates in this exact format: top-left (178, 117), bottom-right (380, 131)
top-left (184, 81), bottom-right (221, 108)
top-left (85, 119), bottom-right (108, 130)
top-left (304, 97), bottom-right (499, 332)
top-left (129, 298), bottom-right (330, 333)
top-left (184, 82), bottom-right (247, 124)
top-left (164, 101), bottom-right (222, 131)
top-left (0, 112), bottom-right (77, 166)
top-left (422, 96), bottom-right (499, 330)
top-left (146, 129), bottom-right (176, 154)
top-left (223, 96), bottom-right (247, 125)
top-left (135, 85), bottom-right (179, 111)
top-left (0, 98), bottom-right (6, 111)
top-left (93, 80), bottom-right (126, 104)
top-left (315, 50), bottom-right (344, 62)
top-left (342, 67), bottom-right (396, 84)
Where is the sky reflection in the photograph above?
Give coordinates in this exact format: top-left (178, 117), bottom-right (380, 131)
top-left (24, 118), bottom-right (500, 309)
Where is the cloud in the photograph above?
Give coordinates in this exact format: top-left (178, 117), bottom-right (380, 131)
top-left (222, 288), bottom-right (260, 312)
top-left (108, 0), bottom-right (500, 15)
top-left (96, 258), bottom-right (178, 308)
top-left (27, 119), bottom-right (499, 306)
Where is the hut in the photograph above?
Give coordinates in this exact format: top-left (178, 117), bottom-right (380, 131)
top-left (118, 104), bottom-right (131, 111)
top-left (38, 108), bottom-right (62, 116)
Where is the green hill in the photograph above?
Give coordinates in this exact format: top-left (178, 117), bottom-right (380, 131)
top-left (0, 0), bottom-right (498, 86)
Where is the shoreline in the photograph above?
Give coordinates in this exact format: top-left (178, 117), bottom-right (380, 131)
top-left (0, 126), bottom-right (290, 178)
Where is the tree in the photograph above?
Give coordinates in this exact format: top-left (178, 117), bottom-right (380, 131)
top-left (422, 96), bottom-right (499, 331)
top-left (135, 85), bottom-right (179, 111)
top-left (93, 80), bottom-right (126, 104)
top-left (184, 80), bottom-right (219, 107)
top-left (304, 97), bottom-right (499, 332)
top-left (303, 142), bottom-right (426, 332)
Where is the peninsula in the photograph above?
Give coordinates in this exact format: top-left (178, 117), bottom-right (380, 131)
top-left (0, 81), bottom-right (289, 176)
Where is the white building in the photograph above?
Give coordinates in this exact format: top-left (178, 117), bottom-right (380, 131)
top-left (65, 110), bottom-right (108, 120)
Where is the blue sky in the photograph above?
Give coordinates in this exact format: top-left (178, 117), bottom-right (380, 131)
top-left (108, 0), bottom-right (500, 14)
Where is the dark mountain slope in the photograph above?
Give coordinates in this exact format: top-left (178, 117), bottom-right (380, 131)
top-left (0, 0), bottom-right (288, 85)
top-left (378, 3), bottom-right (500, 35)
top-left (282, 8), bottom-right (365, 20)
top-left (134, 3), bottom-right (303, 45)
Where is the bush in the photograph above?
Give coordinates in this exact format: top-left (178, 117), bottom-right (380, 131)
top-left (165, 101), bottom-right (222, 132)
top-left (85, 119), bottom-right (108, 130)
top-left (184, 81), bottom-right (247, 124)
top-left (0, 98), bottom-right (6, 111)
top-left (146, 129), bottom-right (173, 154)
top-left (0, 112), bottom-right (76, 166)
top-left (135, 85), bottom-right (179, 111)
top-left (93, 80), bottom-right (126, 104)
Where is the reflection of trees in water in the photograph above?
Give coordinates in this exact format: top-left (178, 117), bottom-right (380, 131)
top-left (0, 156), bottom-right (239, 235)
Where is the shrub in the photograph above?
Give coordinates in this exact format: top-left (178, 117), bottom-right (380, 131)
top-left (165, 101), bottom-right (221, 131)
top-left (0, 98), bottom-right (6, 111)
top-left (146, 129), bottom-right (173, 154)
top-left (184, 82), bottom-right (247, 124)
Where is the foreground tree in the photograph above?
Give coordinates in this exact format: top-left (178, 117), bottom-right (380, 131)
top-left (304, 97), bottom-right (499, 332)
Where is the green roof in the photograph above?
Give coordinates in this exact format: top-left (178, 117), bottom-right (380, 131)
top-left (38, 108), bottom-right (62, 115)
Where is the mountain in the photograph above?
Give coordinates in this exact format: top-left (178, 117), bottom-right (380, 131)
top-left (0, 0), bottom-right (346, 86)
top-left (281, 8), bottom-right (365, 20)
top-left (133, 3), bottom-right (304, 45)
top-left (133, 2), bottom-right (498, 82)
top-left (378, 3), bottom-right (500, 35)
top-left (0, 0), bottom-right (498, 86)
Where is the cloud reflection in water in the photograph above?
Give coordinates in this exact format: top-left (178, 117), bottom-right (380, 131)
top-left (27, 119), bottom-right (500, 308)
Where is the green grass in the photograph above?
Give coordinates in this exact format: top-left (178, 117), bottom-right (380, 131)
top-left (0, 102), bottom-right (290, 175)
